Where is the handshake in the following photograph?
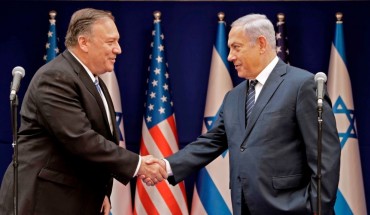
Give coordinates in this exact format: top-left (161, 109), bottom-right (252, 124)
top-left (137, 155), bottom-right (168, 186)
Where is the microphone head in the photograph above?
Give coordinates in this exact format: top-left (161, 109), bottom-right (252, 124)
top-left (12, 66), bottom-right (25, 78)
top-left (314, 72), bottom-right (327, 82)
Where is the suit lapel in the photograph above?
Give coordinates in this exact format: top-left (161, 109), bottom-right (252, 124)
top-left (99, 78), bottom-right (120, 143)
top-left (62, 50), bottom-right (113, 138)
top-left (237, 81), bottom-right (248, 131)
top-left (241, 60), bottom-right (287, 146)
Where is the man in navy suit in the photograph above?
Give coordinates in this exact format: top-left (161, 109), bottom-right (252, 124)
top-left (146, 13), bottom-right (340, 215)
top-left (0, 8), bottom-right (166, 215)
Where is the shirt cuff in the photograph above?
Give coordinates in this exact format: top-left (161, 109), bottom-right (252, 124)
top-left (162, 158), bottom-right (173, 176)
top-left (133, 155), bottom-right (142, 177)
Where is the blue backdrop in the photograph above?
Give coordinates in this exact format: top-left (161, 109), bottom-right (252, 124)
top-left (1, 0), bottom-right (369, 212)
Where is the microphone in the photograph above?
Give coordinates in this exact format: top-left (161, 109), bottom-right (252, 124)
top-left (314, 72), bottom-right (327, 107)
top-left (10, 66), bottom-right (25, 101)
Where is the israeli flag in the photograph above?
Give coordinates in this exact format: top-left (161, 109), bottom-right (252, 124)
top-left (327, 13), bottom-right (367, 215)
top-left (100, 71), bottom-right (133, 215)
top-left (191, 12), bottom-right (233, 215)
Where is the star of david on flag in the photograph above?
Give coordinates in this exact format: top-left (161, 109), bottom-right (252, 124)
top-left (327, 12), bottom-right (367, 215)
top-left (332, 97), bottom-right (357, 148)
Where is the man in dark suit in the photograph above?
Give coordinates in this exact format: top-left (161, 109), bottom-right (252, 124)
top-left (0, 8), bottom-right (166, 215)
top-left (146, 13), bottom-right (340, 215)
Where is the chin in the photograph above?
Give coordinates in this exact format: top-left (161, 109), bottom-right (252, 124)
top-left (106, 67), bottom-right (114, 72)
top-left (237, 72), bottom-right (245, 79)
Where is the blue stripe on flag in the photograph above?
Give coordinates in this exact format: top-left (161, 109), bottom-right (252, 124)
top-left (196, 167), bottom-right (232, 215)
top-left (334, 190), bottom-right (353, 215)
top-left (215, 21), bottom-right (229, 69)
top-left (334, 23), bottom-right (347, 64)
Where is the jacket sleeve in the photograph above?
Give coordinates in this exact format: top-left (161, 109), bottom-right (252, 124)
top-left (167, 94), bottom-right (229, 185)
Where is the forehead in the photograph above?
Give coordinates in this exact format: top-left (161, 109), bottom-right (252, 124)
top-left (91, 18), bottom-right (119, 37)
top-left (228, 27), bottom-right (248, 46)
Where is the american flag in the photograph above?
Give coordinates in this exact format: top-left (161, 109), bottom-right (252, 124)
top-left (327, 12), bottom-right (367, 215)
top-left (191, 12), bottom-right (233, 215)
top-left (134, 11), bottom-right (189, 215)
top-left (275, 13), bottom-right (289, 64)
top-left (43, 10), bottom-right (59, 63)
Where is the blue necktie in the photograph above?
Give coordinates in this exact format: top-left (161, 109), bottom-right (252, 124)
top-left (94, 78), bottom-right (104, 97)
top-left (246, 80), bottom-right (258, 124)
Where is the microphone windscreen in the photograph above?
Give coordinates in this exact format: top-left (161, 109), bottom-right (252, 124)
top-left (314, 72), bottom-right (327, 82)
top-left (12, 66), bottom-right (25, 78)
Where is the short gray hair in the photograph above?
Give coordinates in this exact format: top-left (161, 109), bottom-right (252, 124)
top-left (231, 14), bottom-right (276, 49)
top-left (65, 8), bottom-right (115, 48)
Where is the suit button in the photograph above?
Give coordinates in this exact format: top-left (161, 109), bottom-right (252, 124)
top-left (240, 148), bottom-right (245, 152)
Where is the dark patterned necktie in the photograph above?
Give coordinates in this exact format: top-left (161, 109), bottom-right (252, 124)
top-left (246, 80), bottom-right (258, 124)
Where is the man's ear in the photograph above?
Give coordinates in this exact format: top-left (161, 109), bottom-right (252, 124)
top-left (257, 35), bottom-right (267, 54)
top-left (78, 35), bottom-right (89, 53)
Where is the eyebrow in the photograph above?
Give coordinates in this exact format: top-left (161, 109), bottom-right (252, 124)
top-left (228, 42), bottom-right (242, 47)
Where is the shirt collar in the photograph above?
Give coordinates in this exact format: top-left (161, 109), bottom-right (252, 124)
top-left (254, 56), bottom-right (279, 85)
top-left (69, 50), bottom-right (96, 83)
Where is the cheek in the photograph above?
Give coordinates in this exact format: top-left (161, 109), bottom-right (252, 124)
top-left (240, 55), bottom-right (250, 66)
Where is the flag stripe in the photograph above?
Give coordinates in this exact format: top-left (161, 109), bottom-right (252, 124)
top-left (135, 180), bottom-right (160, 215)
top-left (136, 182), bottom-right (174, 215)
top-left (157, 119), bottom-right (179, 154)
top-left (333, 24), bottom-right (346, 63)
top-left (196, 167), bottom-right (232, 214)
top-left (141, 122), bottom-right (165, 158)
top-left (167, 115), bottom-right (179, 147)
top-left (149, 125), bottom-right (174, 157)
top-left (156, 182), bottom-right (183, 214)
top-left (140, 138), bottom-right (149, 155)
top-left (334, 190), bottom-right (353, 215)
top-left (215, 24), bottom-right (229, 67)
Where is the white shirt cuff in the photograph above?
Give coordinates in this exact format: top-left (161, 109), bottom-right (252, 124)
top-left (133, 155), bottom-right (142, 177)
top-left (162, 158), bottom-right (173, 176)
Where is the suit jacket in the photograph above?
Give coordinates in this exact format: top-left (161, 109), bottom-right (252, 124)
top-left (0, 50), bottom-right (139, 215)
top-left (167, 60), bottom-right (340, 215)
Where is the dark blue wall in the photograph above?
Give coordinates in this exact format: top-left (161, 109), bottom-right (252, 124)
top-left (1, 1), bottom-right (369, 212)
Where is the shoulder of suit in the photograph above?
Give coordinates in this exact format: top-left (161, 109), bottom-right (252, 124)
top-left (233, 80), bottom-right (247, 91)
top-left (285, 64), bottom-right (314, 80)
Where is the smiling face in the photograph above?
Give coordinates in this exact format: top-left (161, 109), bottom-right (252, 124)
top-left (81, 18), bottom-right (121, 75)
top-left (227, 27), bottom-right (263, 80)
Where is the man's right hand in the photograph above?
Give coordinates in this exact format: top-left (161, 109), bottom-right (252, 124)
top-left (137, 155), bottom-right (167, 186)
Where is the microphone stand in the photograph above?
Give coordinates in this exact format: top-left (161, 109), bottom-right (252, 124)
top-left (317, 98), bottom-right (323, 215)
top-left (10, 95), bottom-right (19, 215)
